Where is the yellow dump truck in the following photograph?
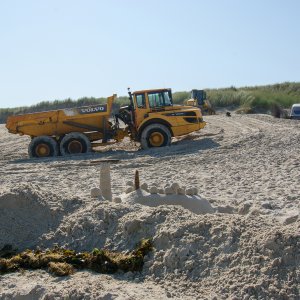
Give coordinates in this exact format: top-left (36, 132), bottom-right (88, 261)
top-left (186, 89), bottom-right (216, 115)
top-left (6, 88), bottom-right (206, 158)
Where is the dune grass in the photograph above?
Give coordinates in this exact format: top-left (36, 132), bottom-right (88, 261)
top-left (1, 82), bottom-right (300, 123)
top-left (207, 82), bottom-right (300, 112)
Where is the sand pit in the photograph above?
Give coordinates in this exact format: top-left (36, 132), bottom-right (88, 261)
top-left (0, 114), bottom-right (300, 299)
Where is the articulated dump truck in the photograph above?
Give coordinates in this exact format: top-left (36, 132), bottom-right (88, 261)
top-left (6, 88), bottom-right (206, 158)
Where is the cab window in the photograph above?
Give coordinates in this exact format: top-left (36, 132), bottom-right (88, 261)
top-left (148, 91), bottom-right (172, 108)
top-left (163, 91), bottom-right (172, 106)
top-left (135, 94), bottom-right (146, 108)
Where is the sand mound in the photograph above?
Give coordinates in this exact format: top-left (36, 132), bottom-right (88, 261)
top-left (0, 184), bottom-right (81, 251)
top-left (150, 214), bottom-right (299, 299)
top-left (41, 201), bottom-right (134, 251)
top-left (35, 196), bottom-right (299, 298)
top-left (0, 189), bottom-right (299, 299)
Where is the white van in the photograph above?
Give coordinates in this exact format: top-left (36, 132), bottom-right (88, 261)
top-left (290, 104), bottom-right (300, 119)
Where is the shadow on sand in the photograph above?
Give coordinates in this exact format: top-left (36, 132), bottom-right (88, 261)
top-left (9, 137), bottom-right (220, 164)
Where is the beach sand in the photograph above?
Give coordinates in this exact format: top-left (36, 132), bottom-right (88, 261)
top-left (0, 113), bottom-right (299, 299)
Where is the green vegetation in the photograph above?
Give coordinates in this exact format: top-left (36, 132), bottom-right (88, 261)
top-left (0, 96), bottom-right (130, 124)
top-left (172, 91), bottom-right (190, 104)
top-left (205, 82), bottom-right (300, 113)
top-left (1, 82), bottom-right (300, 123)
top-left (0, 239), bottom-right (153, 276)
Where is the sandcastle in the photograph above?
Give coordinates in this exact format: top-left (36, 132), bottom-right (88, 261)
top-left (124, 181), bottom-right (199, 196)
top-left (90, 163), bottom-right (112, 201)
top-left (91, 166), bottom-right (215, 215)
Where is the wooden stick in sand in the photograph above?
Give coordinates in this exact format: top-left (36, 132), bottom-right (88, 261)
top-left (135, 170), bottom-right (140, 190)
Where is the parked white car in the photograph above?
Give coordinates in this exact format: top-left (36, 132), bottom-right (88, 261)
top-left (290, 104), bottom-right (300, 119)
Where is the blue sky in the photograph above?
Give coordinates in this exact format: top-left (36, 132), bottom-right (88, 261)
top-left (0, 0), bottom-right (299, 108)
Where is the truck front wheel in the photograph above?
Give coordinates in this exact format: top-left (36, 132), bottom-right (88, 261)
top-left (60, 132), bottom-right (92, 156)
top-left (28, 136), bottom-right (59, 158)
top-left (140, 124), bottom-right (171, 150)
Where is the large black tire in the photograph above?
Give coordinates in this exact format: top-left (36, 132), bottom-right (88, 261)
top-left (28, 136), bottom-right (59, 158)
top-left (140, 124), bottom-right (171, 150)
top-left (60, 132), bottom-right (92, 156)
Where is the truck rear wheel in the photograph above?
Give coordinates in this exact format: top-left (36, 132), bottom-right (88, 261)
top-left (60, 132), bottom-right (92, 156)
top-left (28, 136), bottom-right (59, 158)
top-left (140, 124), bottom-right (171, 150)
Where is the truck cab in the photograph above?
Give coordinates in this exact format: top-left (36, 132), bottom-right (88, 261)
top-left (132, 88), bottom-right (173, 126)
top-left (117, 88), bottom-right (206, 148)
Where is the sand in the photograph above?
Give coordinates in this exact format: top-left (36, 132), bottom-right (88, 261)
top-left (0, 113), bottom-right (299, 299)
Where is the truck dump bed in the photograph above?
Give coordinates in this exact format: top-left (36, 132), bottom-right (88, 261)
top-left (6, 95), bottom-right (115, 137)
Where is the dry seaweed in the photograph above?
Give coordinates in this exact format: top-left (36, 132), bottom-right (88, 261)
top-left (48, 262), bottom-right (75, 276)
top-left (0, 238), bottom-right (153, 276)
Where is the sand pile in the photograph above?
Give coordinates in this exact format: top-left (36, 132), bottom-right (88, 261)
top-left (35, 196), bottom-right (299, 299)
top-left (0, 183), bottom-right (82, 251)
top-left (150, 214), bottom-right (299, 299)
top-left (1, 181), bottom-right (299, 299)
